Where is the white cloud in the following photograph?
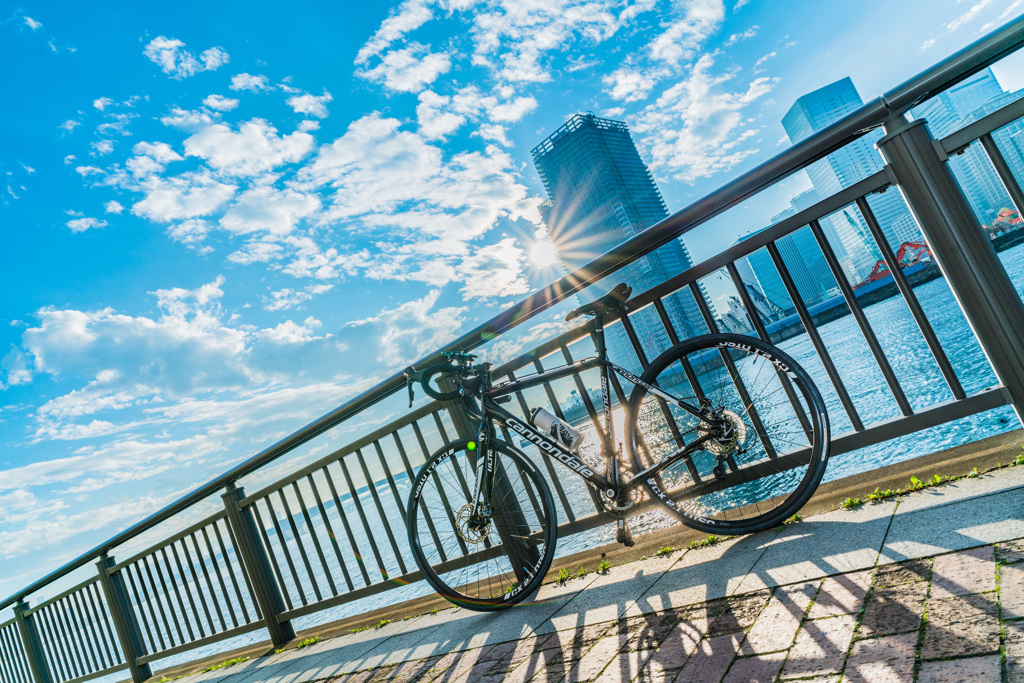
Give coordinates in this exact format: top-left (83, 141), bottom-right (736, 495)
top-left (59, 119), bottom-right (80, 132)
top-left (979, 0), bottom-right (1023, 33)
top-left (219, 186), bottom-right (321, 235)
top-left (359, 44), bottom-right (451, 92)
top-left (134, 140), bottom-right (184, 164)
top-left (263, 284), bottom-right (333, 311)
top-left (733, 0), bottom-right (750, 9)
top-left (754, 51), bottom-right (776, 69)
top-left (203, 94), bottom-right (240, 111)
top-left (947, 0), bottom-right (994, 31)
top-left (416, 91), bottom-right (467, 139)
top-left (457, 237), bottom-right (530, 300)
top-left (183, 119), bottom-right (314, 177)
top-left (724, 25), bottom-right (758, 46)
top-left (356, 0), bottom-right (435, 64)
top-left (302, 114), bottom-right (533, 246)
top-left (63, 155), bottom-right (76, 164)
top-left (230, 73), bottom-right (270, 91)
top-left (132, 171), bottom-right (236, 222)
top-left (256, 316), bottom-right (327, 344)
top-left (143, 36), bottom-right (230, 79)
top-left (346, 290), bottom-right (466, 366)
top-left (633, 53), bottom-right (776, 183)
top-left (23, 16), bottom-right (42, 30)
top-left (160, 106), bottom-right (218, 130)
top-left (649, 0), bottom-right (725, 65)
top-left (603, 67), bottom-right (661, 103)
top-left (287, 91), bottom-right (333, 118)
top-left (104, 200), bottom-right (125, 214)
top-left (93, 97), bottom-right (113, 110)
top-left (92, 139), bottom-right (115, 155)
top-left (66, 217), bottom-right (108, 232)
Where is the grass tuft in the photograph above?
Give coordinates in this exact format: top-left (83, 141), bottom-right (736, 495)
top-left (296, 635), bottom-right (320, 649)
top-left (688, 534), bottom-right (720, 550)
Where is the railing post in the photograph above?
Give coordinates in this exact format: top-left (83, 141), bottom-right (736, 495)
top-left (221, 483), bottom-right (296, 648)
top-left (877, 115), bottom-right (1024, 425)
top-left (438, 377), bottom-right (541, 582)
top-left (96, 555), bottom-right (152, 683)
top-left (12, 601), bottom-right (51, 683)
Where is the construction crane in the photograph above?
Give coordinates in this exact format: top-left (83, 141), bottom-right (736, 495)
top-left (854, 241), bottom-right (934, 289)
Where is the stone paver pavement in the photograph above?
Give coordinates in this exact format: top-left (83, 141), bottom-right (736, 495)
top-left (169, 464), bottom-right (1024, 683)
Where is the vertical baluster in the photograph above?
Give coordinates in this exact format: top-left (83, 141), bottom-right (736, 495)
top-left (186, 533), bottom-right (227, 631)
top-left (275, 490), bottom-right (323, 603)
top-left (200, 527), bottom-right (241, 627)
top-left (69, 591), bottom-right (103, 671)
top-left (220, 517), bottom-right (261, 623)
top-left (392, 431), bottom-right (447, 564)
top-left (168, 543), bottom-right (206, 640)
top-left (84, 584), bottom-right (118, 666)
top-left (122, 565), bottom-right (160, 654)
top-left (152, 551), bottom-right (187, 645)
top-left (250, 506), bottom-right (295, 612)
top-left (306, 472), bottom-right (355, 592)
top-left (321, 465), bottom-right (374, 585)
top-left (140, 556), bottom-right (176, 648)
top-left (355, 449), bottom-right (409, 576)
top-left (338, 457), bottom-right (390, 581)
top-left (211, 521), bottom-right (250, 621)
top-left (289, 482), bottom-right (337, 597)
top-left (808, 218), bottom-right (913, 416)
top-left (259, 498), bottom-right (307, 607)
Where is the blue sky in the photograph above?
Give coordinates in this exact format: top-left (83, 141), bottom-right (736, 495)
top-left (2, 0), bottom-right (1023, 599)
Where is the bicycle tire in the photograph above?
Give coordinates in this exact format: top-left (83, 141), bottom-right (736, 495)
top-left (625, 333), bottom-right (830, 535)
top-left (407, 438), bottom-right (557, 611)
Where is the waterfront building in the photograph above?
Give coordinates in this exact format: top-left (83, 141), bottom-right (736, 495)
top-left (531, 114), bottom-right (709, 367)
top-left (783, 78), bottom-right (921, 281)
top-left (911, 69), bottom-right (1024, 225)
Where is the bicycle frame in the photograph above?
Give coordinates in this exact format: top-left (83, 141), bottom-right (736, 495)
top-left (465, 315), bottom-right (716, 508)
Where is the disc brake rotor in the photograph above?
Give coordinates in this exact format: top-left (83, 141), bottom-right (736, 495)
top-left (456, 504), bottom-right (491, 544)
top-left (699, 409), bottom-right (748, 455)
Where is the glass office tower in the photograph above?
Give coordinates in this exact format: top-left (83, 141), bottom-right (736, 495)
top-left (531, 113), bottom-right (709, 367)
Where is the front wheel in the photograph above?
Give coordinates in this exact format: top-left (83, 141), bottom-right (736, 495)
top-left (626, 334), bottom-right (830, 535)
top-left (407, 438), bottom-right (557, 611)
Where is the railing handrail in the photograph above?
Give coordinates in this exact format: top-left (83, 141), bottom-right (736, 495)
top-left (4, 12), bottom-right (1022, 613)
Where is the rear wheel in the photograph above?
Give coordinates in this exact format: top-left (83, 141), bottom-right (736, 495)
top-left (625, 334), bottom-right (829, 535)
top-left (407, 438), bottom-right (557, 611)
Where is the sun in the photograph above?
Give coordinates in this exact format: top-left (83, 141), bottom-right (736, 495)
top-left (529, 239), bottom-right (559, 268)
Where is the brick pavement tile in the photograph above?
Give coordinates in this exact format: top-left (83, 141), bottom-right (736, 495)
top-left (476, 639), bottom-right (520, 663)
top-left (774, 581), bottom-right (820, 611)
top-left (389, 656), bottom-right (440, 682)
top-left (873, 558), bottom-right (931, 587)
top-left (780, 613), bottom-right (857, 679)
top-left (1002, 562), bottom-right (1024, 619)
top-left (706, 591), bottom-right (771, 637)
top-left (918, 655), bottom-right (1002, 682)
top-left (1005, 620), bottom-right (1024, 681)
top-left (721, 651), bottom-right (786, 683)
top-left (595, 648), bottom-right (657, 683)
top-left (741, 596), bottom-right (805, 654)
top-left (634, 620), bottom-right (703, 682)
top-left (501, 646), bottom-right (567, 683)
top-left (807, 570), bottom-right (871, 619)
top-left (857, 581), bottom-right (927, 638)
top-left (617, 611), bottom-right (682, 651)
top-left (564, 632), bottom-right (632, 683)
top-left (1000, 538), bottom-right (1024, 564)
top-left (842, 631), bottom-right (917, 683)
top-left (931, 546), bottom-right (996, 599)
top-left (921, 593), bottom-right (1000, 659)
top-left (673, 633), bottom-right (743, 683)
top-left (338, 671), bottom-right (376, 683)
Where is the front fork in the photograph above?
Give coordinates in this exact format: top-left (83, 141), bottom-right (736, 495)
top-left (469, 417), bottom-right (494, 530)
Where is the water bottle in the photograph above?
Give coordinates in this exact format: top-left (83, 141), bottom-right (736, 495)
top-left (530, 408), bottom-right (584, 452)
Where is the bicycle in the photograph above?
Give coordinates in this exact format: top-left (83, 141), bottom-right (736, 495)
top-left (404, 282), bottom-right (830, 611)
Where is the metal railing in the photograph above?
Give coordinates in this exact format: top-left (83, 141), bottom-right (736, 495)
top-left (3, 15), bottom-right (1024, 683)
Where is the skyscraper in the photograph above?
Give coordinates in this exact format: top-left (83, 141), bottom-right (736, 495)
top-left (910, 69), bottom-right (1024, 225)
top-left (531, 114), bottom-right (708, 367)
top-left (783, 78), bottom-right (921, 281)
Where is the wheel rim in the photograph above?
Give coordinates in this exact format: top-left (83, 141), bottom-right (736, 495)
top-left (630, 338), bottom-right (825, 530)
top-left (409, 441), bottom-right (554, 607)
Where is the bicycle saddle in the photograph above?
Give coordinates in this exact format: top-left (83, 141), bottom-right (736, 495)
top-left (565, 283), bottom-right (632, 321)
